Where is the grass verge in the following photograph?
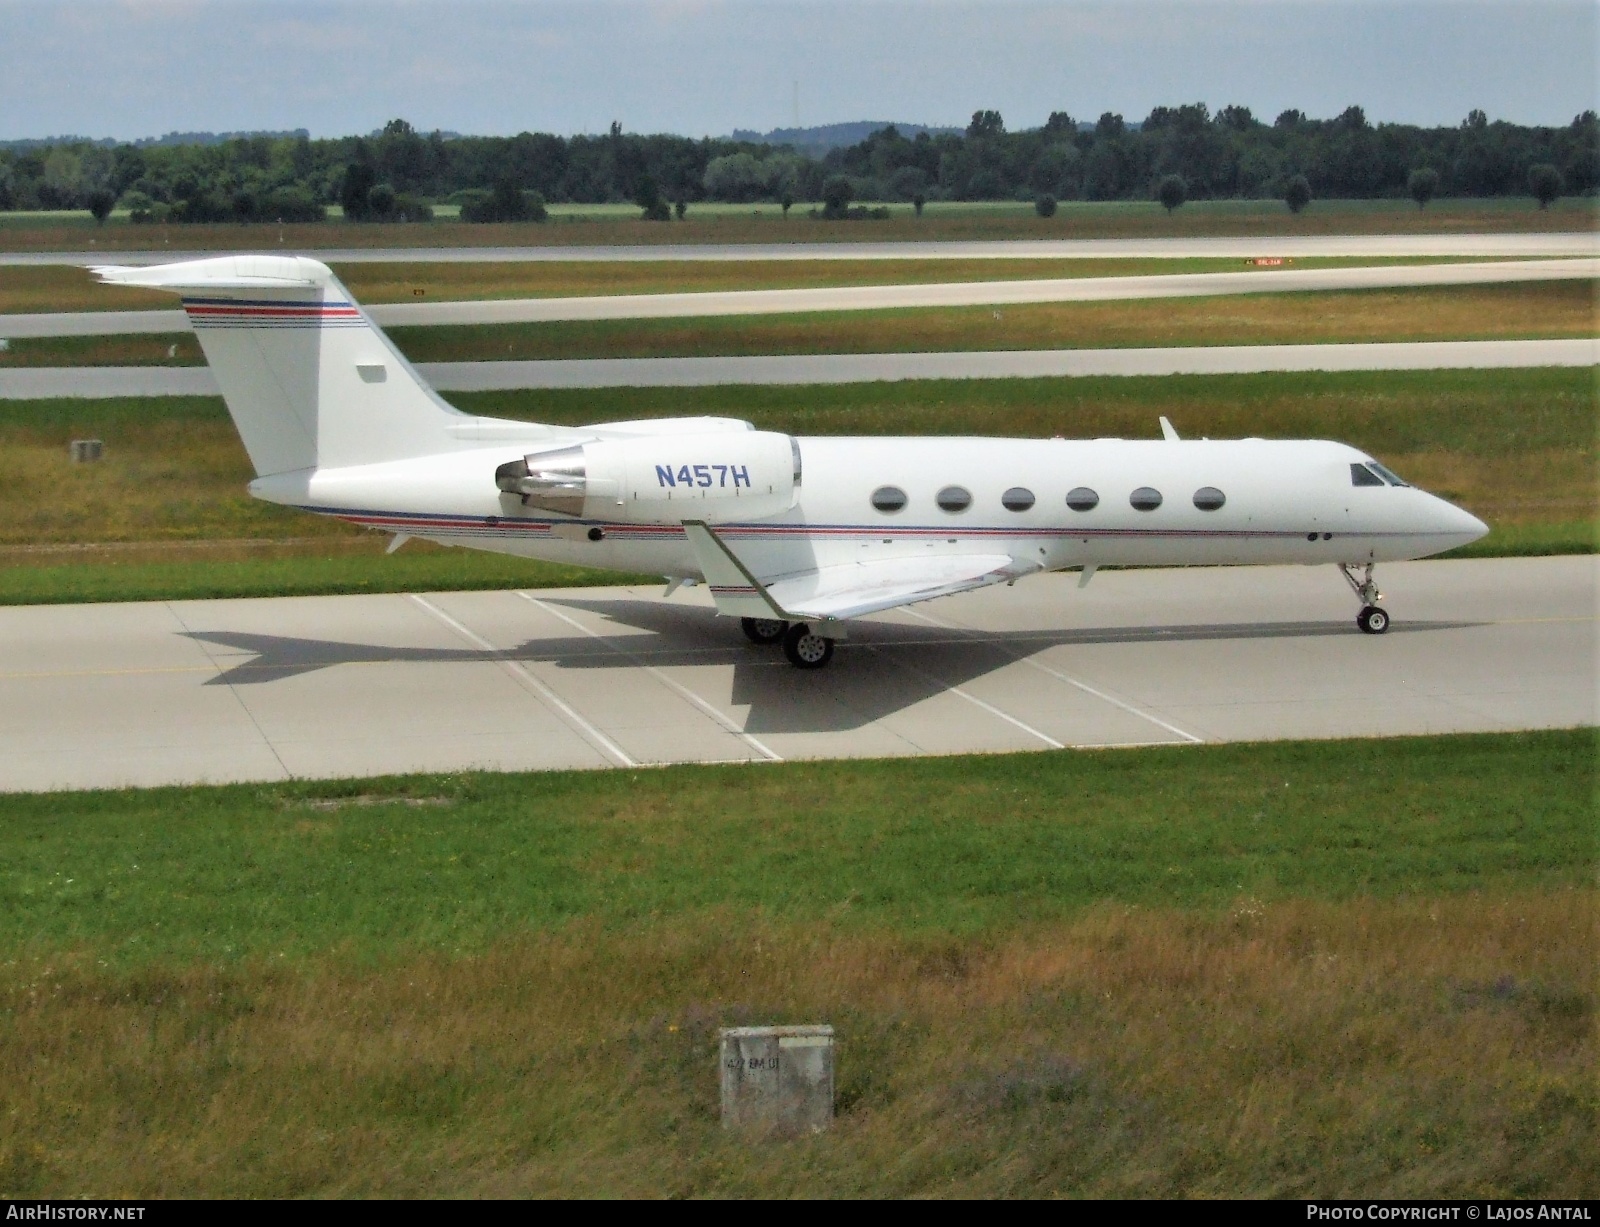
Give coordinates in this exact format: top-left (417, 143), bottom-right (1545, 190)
top-left (386, 281), bottom-right (1598, 363)
top-left (0, 544), bottom-right (646, 606)
top-left (3, 730), bottom-right (1588, 960)
top-left (8, 279), bottom-right (1589, 368)
top-left (0, 368), bottom-right (1590, 602)
top-left (1, 196), bottom-right (1593, 251)
top-left (0, 731), bottom-right (1592, 1196)
top-left (0, 255), bottom-right (1514, 316)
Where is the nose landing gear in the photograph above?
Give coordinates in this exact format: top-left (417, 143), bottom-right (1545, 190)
top-left (1339, 563), bottom-right (1390, 635)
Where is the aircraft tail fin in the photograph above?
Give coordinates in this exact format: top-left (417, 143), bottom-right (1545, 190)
top-left (94, 255), bottom-right (467, 477)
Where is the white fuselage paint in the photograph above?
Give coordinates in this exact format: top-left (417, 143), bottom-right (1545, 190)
top-left (252, 434), bottom-right (1488, 581)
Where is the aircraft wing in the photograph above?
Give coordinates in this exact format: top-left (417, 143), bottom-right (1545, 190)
top-left (683, 521), bottom-right (1041, 623)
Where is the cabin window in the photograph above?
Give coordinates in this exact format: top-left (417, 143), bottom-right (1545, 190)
top-left (1001, 486), bottom-right (1035, 512)
top-left (1130, 487), bottom-right (1163, 511)
top-left (1066, 487), bottom-right (1099, 511)
top-left (1351, 463), bottom-right (1385, 487)
top-left (1193, 486), bottom-right (1226, 511)
top-left (935, 485), bottom-right (972, 513)
top-left (1367, 461), bottom-right (1410, 487)
top-left (871, 485), bottom-right (908, 513)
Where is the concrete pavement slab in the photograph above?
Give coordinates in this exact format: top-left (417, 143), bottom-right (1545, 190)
top-left (0, 556), bottom-right (1589, 792)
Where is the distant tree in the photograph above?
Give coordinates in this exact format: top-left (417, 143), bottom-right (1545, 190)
top-left (966, 110), bottom-right (1005, 139)
top-left (1407, 167), bottom-right (1439, 209)
top-left (1283, 174), bottom-right (1312, 214)
top-left (366, 182), bottom-right (396, 218)
top-left (1217, 105), bottom-right (1255, 131)
top-left (1274, 109), bottom-right (1306, 129)
top-left (673, 198), bottom-right (687, 220)
top-left (389, 194), bottom-right (433, 223)
top-left (231, 189), bottom-right (258, 223)
top-left (1044, 111), bottom-right (1076, 134)
top-left (340, 162), bottom-right (376, 220)
top-left (121, 189), bottom-right (157, 224)
top-left (634, 173), bottom-right (669, 221)
top-left (780, 190), bottom-right (794, 217)
top-left (1156, 173), bottom-right (1187, 214)
top-left (462, 177), bottom-right (533, 222)
top-left (86, 187), bottom-right (116, 226)
top-left (1034, 193), bottom-right (1057, 218)
top-left (262, 186), bottom-right (325, 224)
top-left (912, 192), bottom-right (925, 217)
top-left (1527, 163), bottom-right (1563, 209)
top-left (822, 175), bottom-right (853, 220)
top-left (488, 178), bottom-right (528, 221)
top-left (1337, 105), bottom-right (1369, 130)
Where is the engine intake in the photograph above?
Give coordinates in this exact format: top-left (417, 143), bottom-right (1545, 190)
top-left (496, 431), bottom-right (798, 524)
top-left (495, 445), bottom-right (587, 516)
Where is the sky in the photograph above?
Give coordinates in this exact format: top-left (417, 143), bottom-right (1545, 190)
top-left (1, 0), bottom-right (1595, 142)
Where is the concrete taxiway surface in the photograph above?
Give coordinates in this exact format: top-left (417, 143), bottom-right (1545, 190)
top-left (5, 338), bottom-right (1595, 398)
top-left (4, 232), bottom-right (1597, 267)
top-left (0, 555), bottom-right (1590, 792)
top-left (6, 257), bottom-right (1594, 338)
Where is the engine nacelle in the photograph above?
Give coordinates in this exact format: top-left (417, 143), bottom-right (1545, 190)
top-left (496, 431), bottom-right (800, 524)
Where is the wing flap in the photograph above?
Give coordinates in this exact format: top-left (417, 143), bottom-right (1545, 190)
top-left (770, 554), bottom-right (1042, 620)
top-left (682, 521), bottom-right (1039, 622)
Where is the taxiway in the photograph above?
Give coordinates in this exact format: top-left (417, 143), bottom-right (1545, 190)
top-left (0, 555), bottom-right (1589, 792)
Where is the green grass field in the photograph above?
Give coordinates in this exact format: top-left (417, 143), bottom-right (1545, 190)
top-left (0, 254), bottom-right (1519, 316)
top-left (384, 281), bottom-right (1596, 363)
top-left (0, 730), bottom-right (1591, 1196)
top-left (0, 366), bottom-right (1591, 603)
top-left (0, 196), bottom-right (1593, 252)
top-left (6, 279), bottom-right (1591, 371)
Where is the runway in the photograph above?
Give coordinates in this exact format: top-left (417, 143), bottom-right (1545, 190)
top-left (0, 555), bottom-right (1589, 792)
top-left (4, 338), bottom-right (1594, 398)
top-left (4, 232), bottom-right (1596, 266)
top-left (5, 257), bottom-right (1593, 338)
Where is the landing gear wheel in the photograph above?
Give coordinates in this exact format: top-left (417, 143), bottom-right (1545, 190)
top-left (1357, 605), bottom-right (1389, 635)
top-left (782, 622), bottom-right (834, 669)
top-left (741, 616), bottom-right (788, 645)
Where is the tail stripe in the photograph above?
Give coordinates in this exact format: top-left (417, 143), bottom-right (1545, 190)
top-left (182, 297), bottom-right (364, 329)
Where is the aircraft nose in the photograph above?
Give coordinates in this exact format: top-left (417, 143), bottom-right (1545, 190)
top-left (1434, 498), bottom-right (1489, 547)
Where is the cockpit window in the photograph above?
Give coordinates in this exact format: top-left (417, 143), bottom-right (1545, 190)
top-left (1351, 463), bottom-right (1385, 487)
top-left (1366, 461), bottom-right (1410, 487)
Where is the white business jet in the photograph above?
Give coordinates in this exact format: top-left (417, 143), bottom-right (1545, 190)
top-left (96, 256), bottom-right (1487, 669)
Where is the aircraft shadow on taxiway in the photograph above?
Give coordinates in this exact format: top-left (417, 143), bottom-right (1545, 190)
top-left (180, 598), bottom-right (1479, 736)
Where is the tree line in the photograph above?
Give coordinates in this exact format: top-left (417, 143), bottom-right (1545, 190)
top-left (1, 106), bottom-right (1593, 224)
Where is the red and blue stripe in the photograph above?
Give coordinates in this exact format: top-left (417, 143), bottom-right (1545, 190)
top-left (182, 297), bottom-right (366, 330)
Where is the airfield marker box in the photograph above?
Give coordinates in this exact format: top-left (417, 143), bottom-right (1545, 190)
top-left (719, 1025), bottom-right (835, 1133)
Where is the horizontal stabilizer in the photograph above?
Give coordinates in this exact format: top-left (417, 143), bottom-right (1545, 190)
top-left (93, 255), bottom-right (330, 290)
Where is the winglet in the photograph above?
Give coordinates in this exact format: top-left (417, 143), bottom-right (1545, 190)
top-left (681, 521), bottom-right (791, 620)
top-left (1159, 416), bottom-right (1180, 442)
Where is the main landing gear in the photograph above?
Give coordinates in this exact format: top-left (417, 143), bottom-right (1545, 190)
top-left (740, 616), bottom-right (787, 645)
top-left (1339, 563), bottom-right (1390, 635)
top-left (739, 616), bottom-right (836, 669)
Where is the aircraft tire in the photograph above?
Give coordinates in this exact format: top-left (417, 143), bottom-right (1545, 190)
top-left (741, 616), bottom-right (789, 645)
top-left (1357, 605), bottom-right (1389, 634)
top-left (782, 623), bottom-right (834, 669)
